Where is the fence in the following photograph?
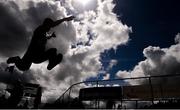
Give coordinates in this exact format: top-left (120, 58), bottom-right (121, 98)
top-left (55, 74), bottom-right (180, 109)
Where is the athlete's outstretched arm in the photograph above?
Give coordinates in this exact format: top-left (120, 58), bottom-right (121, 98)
top-left (51, 16), bottom-right (75, 27)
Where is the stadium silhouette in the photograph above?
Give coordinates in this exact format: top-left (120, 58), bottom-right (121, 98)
top-left (1, 68), bottom-right (180, 109)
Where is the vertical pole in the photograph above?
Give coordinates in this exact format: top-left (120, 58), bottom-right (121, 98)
top-left (160, 84), bottom-right (164, 102)
top-left (96, 81), bottom-right (98, 108)
top-left (97, 100), bottom-right (99, 109)
top-left (62, 94), bottom-right (65, 104)
top-left (68, 87), bottom-right (72, 103)
top-left (121, 100), bottom-right (123, 109)
top-left (96, 81), bottom-right (98, 87)
top-left (135, 100), bottom-right (138, 109)
top-left (149, 77), bottom-right (154, 105)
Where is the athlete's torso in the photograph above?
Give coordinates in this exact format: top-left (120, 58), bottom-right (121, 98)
top-left (23, 25), bottom-right (48, 59)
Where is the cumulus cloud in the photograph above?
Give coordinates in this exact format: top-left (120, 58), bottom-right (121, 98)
top-left (0, 0), bottom-right (131, 102)
top-left (175, 33), bottom-right (180, 44)
top-left (116, 34), bottom-right (180, 85)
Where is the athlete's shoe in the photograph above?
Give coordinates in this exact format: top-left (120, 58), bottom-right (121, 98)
top-left (47, 54), bottom-right (63, 70)
top-left (7, 56), bottom-right (20, 64)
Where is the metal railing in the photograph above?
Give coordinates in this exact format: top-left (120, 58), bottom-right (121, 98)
top-left (55, 73), bottom-right (180, 104)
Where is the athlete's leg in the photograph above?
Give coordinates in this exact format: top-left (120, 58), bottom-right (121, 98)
top-left (16, 59), bottom-right (32, 71)
top-left (32, 48), bottom-right (56, 64)
top-left (7, 56), bottom-right (32, 71)
top-left (31, 48), bottom-right (63, 70)
top-left (46, 48), bottom-right (63, 70)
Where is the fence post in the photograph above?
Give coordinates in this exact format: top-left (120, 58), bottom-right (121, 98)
top-left (68, 87), bottom-right (72, 103)
top-left (62, 94), bottom-right (64, 104)
top-left (149, 76), bottom-right (154, 105)
top-left (96, 81), bottom-right (99, 108)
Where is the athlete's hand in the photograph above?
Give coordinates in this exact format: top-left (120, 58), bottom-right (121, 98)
top-left (65, 16), bottom-right (75, 21)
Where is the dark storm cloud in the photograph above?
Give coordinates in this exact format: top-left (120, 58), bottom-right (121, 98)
top-left (0, 0), bottom-right (67, 57)
top-left (0, 62), bottom-right (36, 85)
top-left (0, 2), bottom-right (29, 57)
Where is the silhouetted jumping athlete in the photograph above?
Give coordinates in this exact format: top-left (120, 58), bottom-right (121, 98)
top-left (7, 16), bottom-right (75, 71)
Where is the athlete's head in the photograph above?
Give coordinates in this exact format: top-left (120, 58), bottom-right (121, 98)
top-left (43, 18), bottom-right (54, 31)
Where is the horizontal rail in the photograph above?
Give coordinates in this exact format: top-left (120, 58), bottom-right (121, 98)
top-left (55, 73), bottom-right (180, 103)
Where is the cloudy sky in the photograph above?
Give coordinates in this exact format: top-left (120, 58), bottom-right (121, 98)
top-left (0, 0), bottom-right (180, 103)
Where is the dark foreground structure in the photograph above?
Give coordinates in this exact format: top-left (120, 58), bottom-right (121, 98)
top-left (1, 74), bottom-right (180, 109)
top-left (44, 74), bottom-right (180, 109)
top-left (0, 83), bottom-right (42, 109)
